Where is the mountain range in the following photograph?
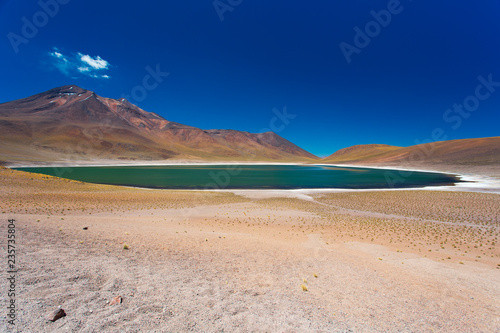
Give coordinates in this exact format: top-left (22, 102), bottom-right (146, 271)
top-left (0, 85), bottom-right (317, 163)
top-left (0, 85), bottom-right (498, 175)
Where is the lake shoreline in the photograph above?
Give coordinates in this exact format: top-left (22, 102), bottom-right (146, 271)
top-left (7, 160), bottom-right (500, 194)
top-left (11, 164), bottom-right (467, 193)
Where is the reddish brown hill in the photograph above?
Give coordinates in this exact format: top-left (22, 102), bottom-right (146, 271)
top-left (323, 144), bottom-right (402, 163)
top-left (323, 137), bottom-right (500, 176)
top-left (0, 85), bottom-right (318, 163)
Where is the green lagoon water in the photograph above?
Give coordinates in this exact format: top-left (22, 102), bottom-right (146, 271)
top-left (14, 165), bottom-right (461, 190)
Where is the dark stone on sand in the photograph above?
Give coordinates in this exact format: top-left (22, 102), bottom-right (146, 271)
top-left (48, 308), bottom-right (66, 322)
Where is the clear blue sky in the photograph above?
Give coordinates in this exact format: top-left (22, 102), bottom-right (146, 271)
top-left (1, 0), bottom-right (499, 157)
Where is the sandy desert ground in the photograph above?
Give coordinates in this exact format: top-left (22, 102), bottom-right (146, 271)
top-left (1, 166), bottom-right (499, 332)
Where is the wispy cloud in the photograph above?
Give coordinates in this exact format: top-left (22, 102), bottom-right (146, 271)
top-left (47, 48), bottom-right (111, 79)
top-left (78, 53), bottom-right (109, 70)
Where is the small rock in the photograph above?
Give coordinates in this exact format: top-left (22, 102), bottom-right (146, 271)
top-left (83, 227), bottom-right (88, 230)
top-left (48, 308), bottom-right (66, 322)
top-left (109, 295), bottom-right (123, 305)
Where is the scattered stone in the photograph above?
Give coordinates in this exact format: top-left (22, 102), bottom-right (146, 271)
top-left (109, 295), bottom-right (123, 305)
top-left (48, 308), bottom-right (66, 322)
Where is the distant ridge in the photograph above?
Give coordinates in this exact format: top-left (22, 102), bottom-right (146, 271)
top-left (0, 85), bottom-right (318, 163)
top-left (323, 137), bottom-right (500, 176)
top-left (323, 144), bottom-right (401, 163)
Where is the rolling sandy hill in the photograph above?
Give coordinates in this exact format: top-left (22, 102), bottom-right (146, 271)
top-left (323, 137), bottom-right (500, 176)
top-left (322, 144), bottom-right (402, 163)
top-left (0, 86), bottom-right (318, 164)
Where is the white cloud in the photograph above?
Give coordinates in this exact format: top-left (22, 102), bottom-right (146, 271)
top-left (88, 73), bottom-right (110, 79)
top-left (47, 48), bottom-right (111, 80)
top-left (77, 66), bottom-right (90, 72)
top-left (51, 51), bottom-right (64, 59)
top-left (78, 53), bottom-right (109, 70)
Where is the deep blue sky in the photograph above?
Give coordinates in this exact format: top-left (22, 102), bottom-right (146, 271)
top-left (1, 0), bottom-right (499, 156)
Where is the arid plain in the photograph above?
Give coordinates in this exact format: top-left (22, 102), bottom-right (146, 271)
top-left (1, 166), bottom-right (499, 332)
